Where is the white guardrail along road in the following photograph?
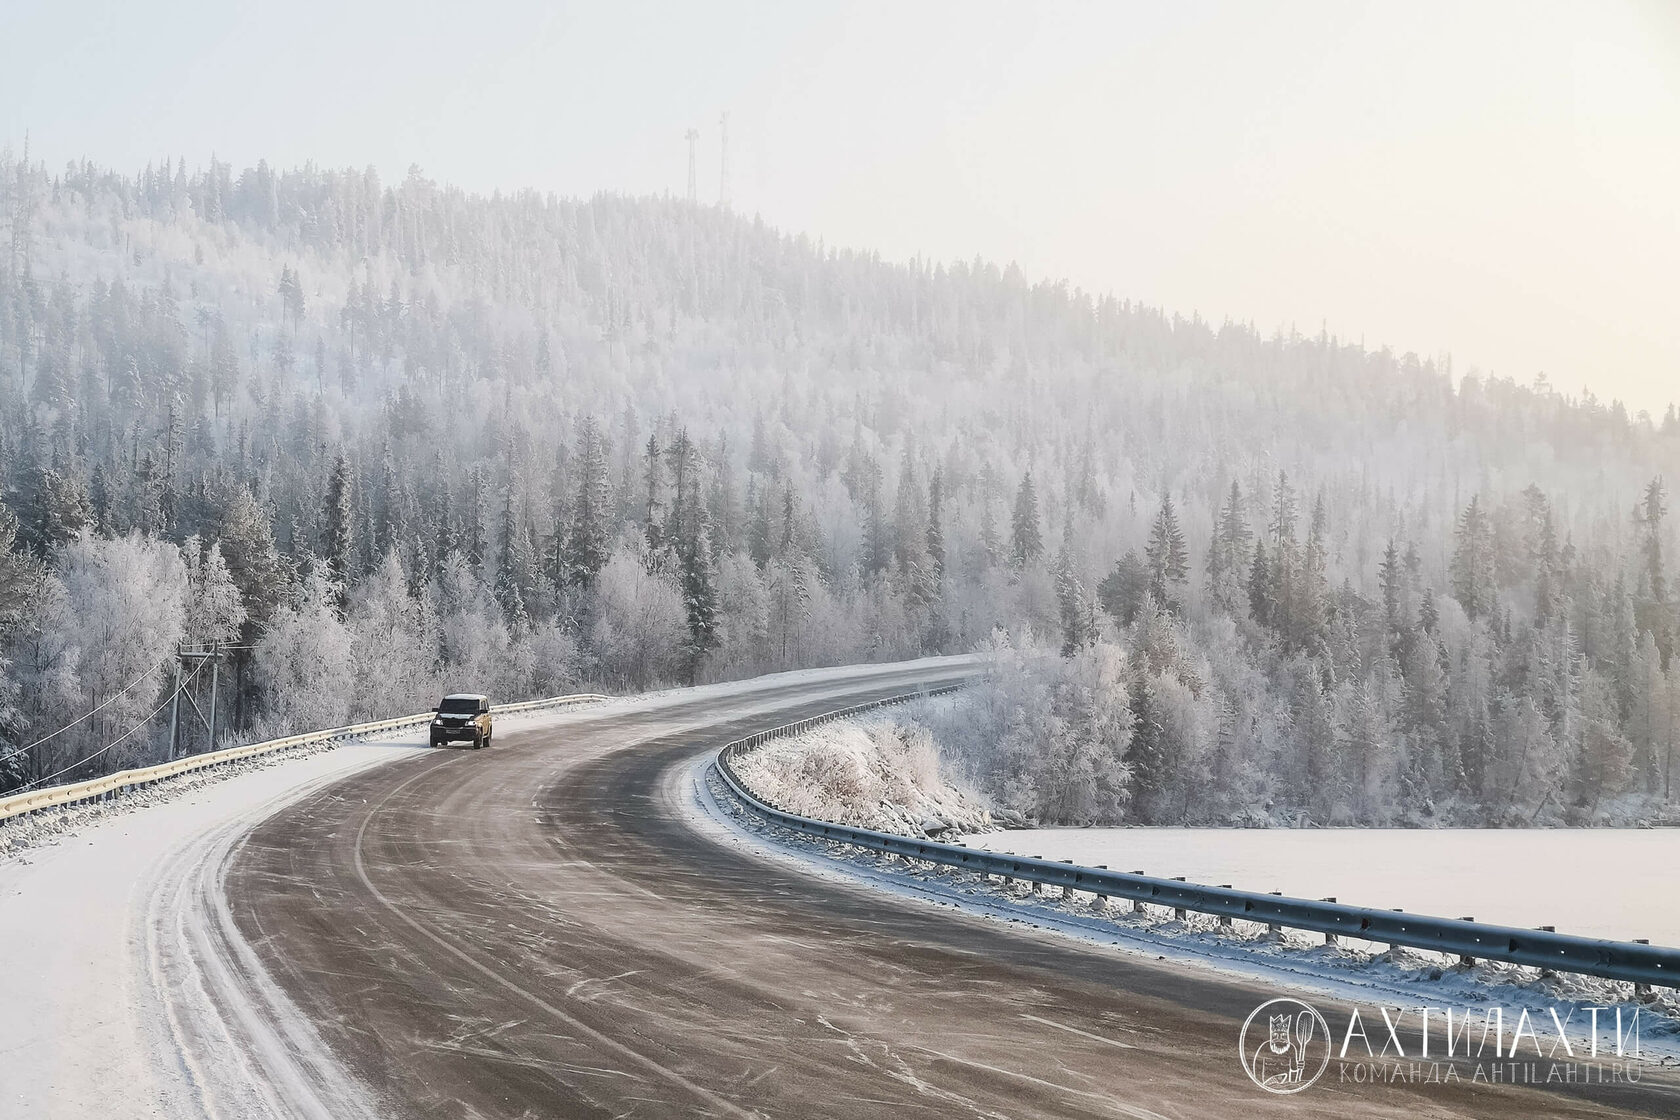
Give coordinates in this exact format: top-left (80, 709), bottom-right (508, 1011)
top-left (0, 692), bottom-right (608, 824)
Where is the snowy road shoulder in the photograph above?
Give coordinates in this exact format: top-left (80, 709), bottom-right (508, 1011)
top-left (680, 752), bottom-right (1680, 1065)
top-left (0, 738), bottom-right (425, 1119)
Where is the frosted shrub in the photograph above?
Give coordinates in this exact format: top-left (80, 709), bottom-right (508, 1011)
top-left (524, 620), bottom-right (583, 697)
top-left (253, 570), bottom-right (357, 732)
top-left (55, 533), bottom-right (188, 770)
top-left (800, 571), bottom-right (868, 667)
top-left (898, 723), bottom-right (945, 793)
top-left (7, 570), bottom-right (82, 783)
top-left (588, 545), bottom-right (686, 689)
top-left (912, 628), bottom-right (1136, 826)
top-left (732, 716), bottom-right (992, 836)
top-left (709, 551), bottom-right (771, 679)
top-left (434, 553), bottom-right (520, 695)
top-left (348, 551), bottom-right (441, 717)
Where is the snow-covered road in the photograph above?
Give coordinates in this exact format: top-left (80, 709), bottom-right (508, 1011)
top-left (0, 740), bottom-right (425, 1119)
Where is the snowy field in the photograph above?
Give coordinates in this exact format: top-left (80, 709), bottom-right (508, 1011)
top-left (967, 827), bottom-right (1680, 947)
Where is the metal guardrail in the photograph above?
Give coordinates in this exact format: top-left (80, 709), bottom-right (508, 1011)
top-left (717, 691), bottom-right (1680, 991)
top-left (0, 691), bottom-right (608, 824)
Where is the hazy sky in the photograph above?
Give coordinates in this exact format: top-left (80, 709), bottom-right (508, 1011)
top-left (4, 1), bottom-right (1677, 414)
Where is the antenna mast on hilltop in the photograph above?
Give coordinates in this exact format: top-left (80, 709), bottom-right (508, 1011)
top-left (685, 128), bottom-right (699, 205)
top-left (719, 112), bottom-right (730, 209)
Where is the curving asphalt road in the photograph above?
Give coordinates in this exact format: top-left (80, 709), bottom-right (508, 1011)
top-left (221, 662), bottom-right (1680, 1119)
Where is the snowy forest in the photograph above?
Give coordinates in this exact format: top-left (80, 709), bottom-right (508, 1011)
top-left (1, 148), bottom-right (1678, 826)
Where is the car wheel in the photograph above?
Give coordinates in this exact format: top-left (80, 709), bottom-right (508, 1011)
top-left (483, 732), bottom-right (492, 749)
top-left (473, 731), bottom-right (484, 750)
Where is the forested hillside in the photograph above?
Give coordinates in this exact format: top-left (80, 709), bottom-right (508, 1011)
top-left (2, 149), bottom-right (1677, 825)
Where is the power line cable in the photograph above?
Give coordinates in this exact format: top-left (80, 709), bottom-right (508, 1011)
top-left (19, 657), bottom-right (210, 792)
top-left (0, 655), bottom-right (171, 769)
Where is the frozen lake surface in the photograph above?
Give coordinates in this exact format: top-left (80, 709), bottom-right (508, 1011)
top-left (966, 827), bottom-right (1680, 947)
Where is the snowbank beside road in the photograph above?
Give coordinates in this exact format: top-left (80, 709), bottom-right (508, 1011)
top-left (0, 728), bottom-right (414, 858)
top-left (731, 714), bottom-right (992, 836)
top-left (0, 739), bottom-right (422, 1119)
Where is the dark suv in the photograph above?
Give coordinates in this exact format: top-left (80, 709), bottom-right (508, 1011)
top-left (430, 693), bottom-right (493, 749)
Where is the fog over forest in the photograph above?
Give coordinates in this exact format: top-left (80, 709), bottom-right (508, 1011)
top-left (1, 150), bottom-right (1677, 826)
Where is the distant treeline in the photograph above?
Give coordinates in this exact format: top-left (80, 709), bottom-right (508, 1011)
top-left (0, 150), bottom-right (1676, 823)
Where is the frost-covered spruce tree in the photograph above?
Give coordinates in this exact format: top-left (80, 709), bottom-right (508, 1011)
top-left (254, 567), bottom-right (356, 734)
top-left (183, 537), bottom-right (247, 648)
top-left (1144, 494), bottom-right (1188, 608)
top-left (925, 468), bottom-right (946, 583)
top-left (1450, 496), bottom-right (1497, 622)
top-left (1010, 473), bottom-right (1042, 569)
top-left (464, 466), bottom-right (489, 573)
top-left (567, 416), bottom-right (612, 589)
top-left (493, 479), bottom-right (531, 631)
top-left (321, 455), bottom-right (354, 603)
top-left (1054, 529), bottom-right (1091, 656)
top-left (1206, 481), bottom-right (1249, 615)
top-left (679, 517), bottom-right (719, 682)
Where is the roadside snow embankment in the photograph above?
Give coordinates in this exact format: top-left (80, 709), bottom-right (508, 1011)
top-left (1, 735), bottom-right (346, 858)
top-left (731, 715), bottom-right (992, 836)
top-left (0, 739), bottom-right (423, 1118)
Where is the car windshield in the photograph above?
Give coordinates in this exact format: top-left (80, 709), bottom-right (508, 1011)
top-left (437, 698), bottom-right (480, 715)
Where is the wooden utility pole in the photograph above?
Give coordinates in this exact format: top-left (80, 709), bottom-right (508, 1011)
top-left (207, 642), bottom-right (221, 753)
top-left (168, 651), bottom-right (184, 761)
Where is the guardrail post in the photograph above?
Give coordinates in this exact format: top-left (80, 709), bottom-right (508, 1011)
top-left (1383, 908), bottom-right (1406, 959)
top-left (1091, 865), bottom-right (1109, 912)
top-left (1320, 899), bottom-right (1338, 944)
top-left (1130, 872), bottom-right (1147, 914)
top-left (1170, 876), bottom-right (1187, 922)
top-left (1217, 886), bottom-right (1233, 927)
top-left (1455, 917), bottom-right (1475, 967)
top-left (1031, 858), bottom-right (1046, 895)
top-left (1633, 940), bottom-right (1654, 1000)
top-left (1266, 891), bottom-right (1283, 938)
top-left (1536, 927), bottom-right (1557, 978)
